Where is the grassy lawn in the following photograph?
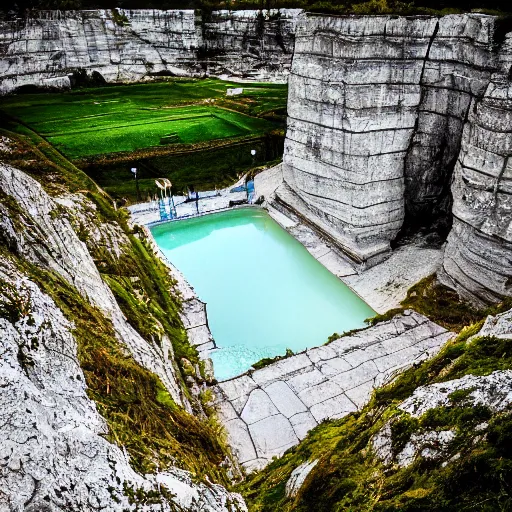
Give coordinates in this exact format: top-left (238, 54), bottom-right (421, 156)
top-left (0, 79), bottom-right (287, 160)
top-left (0, 78), bottom-right (287, 201)
top-left (86, 137), bottom-right (283, 201)
top-left (42, 106), bottom-right (272, 159)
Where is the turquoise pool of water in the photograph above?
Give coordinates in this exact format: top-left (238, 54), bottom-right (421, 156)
top-left (151, 208), bottom-right (375, 381)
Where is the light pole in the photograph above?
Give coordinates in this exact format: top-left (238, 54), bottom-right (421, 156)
top-left (247, 149), bottom-right (256, 200)
top-left (131, 167), bottom-right (141, 202)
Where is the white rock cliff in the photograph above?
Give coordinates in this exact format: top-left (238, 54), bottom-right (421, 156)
top-left (0, 8), bottom-right (302, 94)
top-left (277, 13), bottom-right (512, 303)
top-left (0, 162), bottom-right (246, 511)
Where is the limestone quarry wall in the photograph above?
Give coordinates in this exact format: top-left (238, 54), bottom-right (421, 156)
top-left (438, 74), bottom-right (512, 306)
top-left (0, 8), bottom-right (302, 94)
top-left (278, 13), bottom-right (512, 303)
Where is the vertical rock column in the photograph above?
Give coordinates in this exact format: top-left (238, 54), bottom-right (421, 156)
top-left (439, 72), bottom-right (512, 305)
top-left (403, 14), bottom-right (497, 237)
top-left (279, 15), bottom-right (439, 264)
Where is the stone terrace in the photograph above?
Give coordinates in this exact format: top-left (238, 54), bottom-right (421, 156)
top-left (213, 311), bottom-right (452, 472)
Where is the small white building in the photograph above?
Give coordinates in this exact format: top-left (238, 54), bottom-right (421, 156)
top-left (226, 87), bottom-right (243, 97)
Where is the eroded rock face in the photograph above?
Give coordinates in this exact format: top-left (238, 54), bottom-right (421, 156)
top-left (371, 307), bottom-right (512, 470)
top-left (0, 163), bottom-right (187, 408)
top-left (373, 370), bottom-right (512, 468)
top-left (277, 12), bottom-right (512, 303)
top-left (279, 13), bottom-right (503, 265)
top-left (0, 8), bottom-right (302, 94)
top-left (0, 254), bottom-right (246, 512)
top-left (402, 15), bottom-right (498, 235)
top-left (0, 262), bottom-right (145, 511)
top-left (438, 75), bottom-right (512, 306)
top-left (200, 9), bottom-right (300, 80)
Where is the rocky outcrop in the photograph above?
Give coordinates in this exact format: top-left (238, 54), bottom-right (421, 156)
top-left (285, 460), bottom-right (318, 498)
top-left (373, 369), bottom-right (512, 468)
top-left (0, 261), bottom-right (246, 511)
top-left (0, 8), bottom-right (302, 94)
top-left (371, 306), bottom-right (512, 471)
top-left (0, 160), bottom-right (247, 510)
top-left (0, 163), bottom-right (187, 408)
top-left (214, 311), bottom-right (452, 471)
top-left (280, 15), bottom-right (438, 263)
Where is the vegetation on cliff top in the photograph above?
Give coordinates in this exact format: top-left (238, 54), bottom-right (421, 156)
top-left (3, 0), bottom-right (511, 17)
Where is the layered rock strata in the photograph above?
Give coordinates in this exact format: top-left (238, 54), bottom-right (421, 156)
top-left (402, 15), bottom-right (500, 234)
top-left (0, 8), bottom-right (302, 94)
top-left (214, 310), bottom-right (452, 471)
top-left (200, 9), bottom-right (299, 79)
top-left (439, 74), bottom-right (512, 305)
top-left (279, 13), bottom-right (503, 265)
top-left (281, 15), bottom-right (437, 263)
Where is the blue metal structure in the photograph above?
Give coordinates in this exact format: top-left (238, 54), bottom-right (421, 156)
top-left (247, 180), bottom-right (255, 203)
top-left (159, 198), bottom-right (169, 221)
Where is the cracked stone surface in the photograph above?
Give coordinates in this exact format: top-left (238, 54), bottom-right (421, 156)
top-left (372, 310), bottom-right (512, 470)
top-left (0, 8), bottom-right (302, 94)
top-left (214, 310), bottom-right (452, 470)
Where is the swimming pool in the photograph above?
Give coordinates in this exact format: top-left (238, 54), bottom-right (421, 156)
top-left (151, 208), bottom-right (375, 381)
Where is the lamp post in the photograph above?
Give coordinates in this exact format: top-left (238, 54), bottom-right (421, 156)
top-left (247, 149), bottom-right (256, 200)
top-left (131, 167), bottom-right (141, 202)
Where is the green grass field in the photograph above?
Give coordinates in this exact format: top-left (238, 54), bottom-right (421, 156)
top-left (0, 78), bottom-right (287, 201)
top-left (0, 79), bottom-right (287, 160)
